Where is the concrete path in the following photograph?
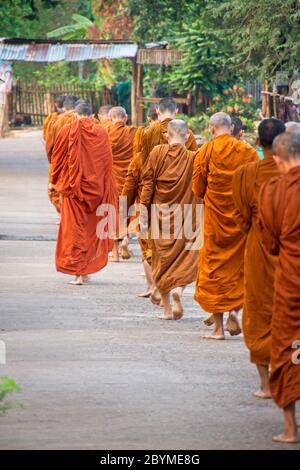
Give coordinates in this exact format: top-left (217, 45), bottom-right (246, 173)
top-left (0, 130), bottom-right (293, 449)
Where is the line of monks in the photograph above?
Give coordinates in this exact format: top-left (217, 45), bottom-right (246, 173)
top-left (43, 95), bottom-right (300, 444)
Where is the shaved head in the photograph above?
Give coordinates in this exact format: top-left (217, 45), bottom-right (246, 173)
top-left (108, 106), bottom-right (127, 121)
top-left (147, 104), bottom-right (158, 121)
top-left (75, 102), bottom-right (93, 116)
top-left (158, 97), bottom-right (177, 114)
top-left (273, 132), bottom-right (300, 162)
top-left (167, 119), bottom-right (189, 144)
top-left (285, 121), bottom-right (300, 134)
top-left (54, 95), bottom-right (65, 110)
top-left (63, 95), bottom-right (78, 111)
top-left (99, 105), bottom-right (113, 117)
top-left (258, 118), bottom-right (286, 148)
top-left (231, 116), bottom-right (243, 137)
top-left (210, 112), bottom-right (232, 130)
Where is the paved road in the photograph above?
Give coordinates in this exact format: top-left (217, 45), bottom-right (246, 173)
top-left (0, 130), bottom-right (292, 449)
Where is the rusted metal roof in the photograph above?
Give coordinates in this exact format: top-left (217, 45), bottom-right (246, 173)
top-left (0, 39), bottom-right (138, 62)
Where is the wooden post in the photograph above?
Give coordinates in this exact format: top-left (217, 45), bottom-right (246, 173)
top-left (0, 93), bottom-right (9, 138)
top-left (131, 59), bottom-right (138, 126)
top-left (137, 63), bottom-right (144, 125)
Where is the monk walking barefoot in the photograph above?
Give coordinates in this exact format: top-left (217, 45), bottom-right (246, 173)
top-left (193, 112), bottom-right (258, 339)
top-left (50, 102), bottom-right (118, 283)
top-left (140, 120), bottom-right (199, 320)
top-left (259, 131), bottom-right (300, 444)
top-left (233, 118), bottom-right (285, 397)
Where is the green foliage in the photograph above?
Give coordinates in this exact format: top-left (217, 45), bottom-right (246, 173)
top-left (208, 85), bottom-right (257, 121)
top-left (0, 376), bottom-right (21, 414)
top-left (0, 0), bottom-right (33, 37)
top-left (47, 14), bottom-right (94, 40)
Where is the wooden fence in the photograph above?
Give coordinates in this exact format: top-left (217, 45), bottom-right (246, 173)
top-left (8, 81), bottom-right (117, 127)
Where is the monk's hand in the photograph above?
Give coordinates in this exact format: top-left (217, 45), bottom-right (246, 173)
top-left (48, 183), bottom-right (54, 192)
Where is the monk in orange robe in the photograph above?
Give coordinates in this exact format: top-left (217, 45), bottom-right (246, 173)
top-left (140, 120), bottom-right (199, 320)
top-left (121, 106), bottom-right (159, 297)
top-left (107, 106), bottom-right (136, 261)
top-left (232, 118), bottom-right (285, 398)
top-left (193, 112), bottom-right (258, 339)
top-left (141, 97), bottom-right (198, 165)
top-left (98, 105), bottom-right (113, 129)
top-left (50, 101), bottom-right (118, 285)
top-left (259, 131), bottom-right (300, 444)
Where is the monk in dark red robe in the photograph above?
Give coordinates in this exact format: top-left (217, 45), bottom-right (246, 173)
top-left (50, 102), bottom-right (118, 285)
top-left (259, 131), bottom-right (300, 444)
top-left (232, 118), bottom-right (285, 398)
top-left (193, 112), bottom-right (258, 339)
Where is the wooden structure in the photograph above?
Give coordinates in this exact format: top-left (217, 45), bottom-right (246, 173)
top-left (131, 48), bottom-right (190, 125)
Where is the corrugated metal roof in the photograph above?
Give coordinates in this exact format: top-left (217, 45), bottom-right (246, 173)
top-left (0, 40), bottom-right (138, 62)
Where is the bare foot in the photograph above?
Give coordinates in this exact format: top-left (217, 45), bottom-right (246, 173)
top-left (253, 390), bottom-right (272, 399)
top-left (69, 275), bottom-right (83, 285)
top-left (110, 255), bottom-right (120, 262)
top-left (272, 433), bottom-right (298, 444)
top-left (138, 290), bottom-right (152, 298)
top-left (82, 275), bottom-right (91, 283)
top-left (151, 287), bottom-right (161, 306)
top-left (203, 314), bottom-right (215, 326)
top-left (202, 334), bottom-right (225, 340)
top-left (120, 244), bottom-right (131, 260)
top-left (172, 292), bottom-right (183, 320)
top-left (225, 311), bottom-right (242, 336)
top-left (160, 313), bottom-right (174, 320)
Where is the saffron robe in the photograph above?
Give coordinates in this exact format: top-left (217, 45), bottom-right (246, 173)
top-left (51, 118), bottom-right (118, 275)
top-left (140, 144), bottom-right (199, 294)
top-left (43, 111), bottom-right (62, 211)
top-left (107, 121), bottom-right (136, 195)
top-left (193, 134), bottom-right (258, 313)
top-left (232, 153), bottom-right (279, 365)
top-left (46, 111), bottom-right (76, 162)
top-left (259, 166), bottom-right (300, 408)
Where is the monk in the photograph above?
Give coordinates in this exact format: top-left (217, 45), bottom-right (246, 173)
top-left (50, 101), bottom-right (118, 285)
top-left (232, 118), bottom-right (285, 398)
top-left (121, 106), bottom-right (159, 298)
top-left (259, 131), bottom-right (300, 443)
top-left (43, 95), bottom-right (64, 212)
top-left (98, 105), bottom-right (113, 129)
top-left (140, 120), bottom-right (199, 320)
top-left (43, 95), bottom-right (64, 141)
top-left (141, 97), bottom-right (198, 165)
top-left (285, 121), bottom-right (300, 133)
top-left (107, 106), bottom-right (136, 261)
top-left (193, 112), bottom-right (258, 339)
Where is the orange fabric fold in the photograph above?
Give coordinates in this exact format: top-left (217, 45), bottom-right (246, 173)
top-left (193, 134), bottom-right (258, 313)
top-left (51, 117), bottom-right (118, 275)
top-left (45, 111), bottom-right (76, 162)
top-left (107, 121), bottom-right (136, 195)
top-left (232, 154), bottom-right (279, 365)
top-left (259, 166), bottom-right (300, 409)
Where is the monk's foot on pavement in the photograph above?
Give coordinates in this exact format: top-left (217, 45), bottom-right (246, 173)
top-left (69, 275), bottom-right (83, 285)
top-left (82, 275), bottom-right (91, 283)
top-left (172, 292), bottom-right (183, 320)
top-left (150, 287), bottom-right (161, 306)
top-left (138, 289), bottom-right (152, 298)
top-left (120, 242), bottom-right (131, 260)
top-left (272, 433), bottom-right (299, 444)
top-left (253, 389), bottom-right (272, 399)
top-left (202, 333), bottom-right (225, 340)
top-left (160, 310), bottom-right (174, 321)
top-left (203, 313), bottom-right (215, 326)
top-left (225, 311), bottom-right (242, 336)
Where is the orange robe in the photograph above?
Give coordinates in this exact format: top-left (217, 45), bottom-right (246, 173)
top-left (107, 121), bottom-right (137, 195)
top-left (43, 112), bottom-right (58, 141)
top-left (99, 116), bottom-right (111, 130)
top-left (193, 134), bottom-right (258, 313)
top-left (259, 166), bottom-right (300, 409)
top-left (51, 118), bottom-right (118, 275)
top-left (140, 144), bottom-right (199, 294)
top-left (232, 153), bottom-right (279, 365)
top-left (46, 111), bottom-right (76, 162)
top-left (43, 111), bottom-right (62, 211)
top-left (141, 118), bottom-right (198, 164)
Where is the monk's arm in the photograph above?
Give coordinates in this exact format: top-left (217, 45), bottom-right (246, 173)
top-left (122, 158), bottom-right (139, 209)
top-left (232, 165), bottom-right (253, 233)
top-left (192, 146), bottom-right (208, 199)
top-left (258, 180), bottom-right (280, 256)
top-left (140, 152), bottom-right (155, 209)
top-left (50, 127), bottom-right (70, 186)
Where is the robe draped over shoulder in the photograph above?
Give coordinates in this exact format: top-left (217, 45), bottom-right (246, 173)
top-left (232, 155), bottom-right (279, 365)
top-left (259, 166), bottom-right (300, 408)
top-left (193, 134), bottom-right (258, 313)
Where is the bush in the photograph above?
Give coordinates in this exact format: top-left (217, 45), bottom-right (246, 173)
top-left (209, 85), bottom-right (257, 126)
top-left (0, 376), bottom-right (21, 414)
